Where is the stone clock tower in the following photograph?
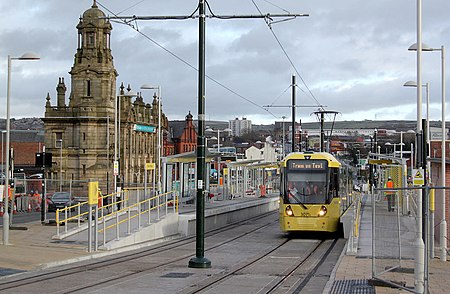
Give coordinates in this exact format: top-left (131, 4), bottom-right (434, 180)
top-left (44, 1), bottom-right (169, 194)
top-left (43, 1), bottom-right (121, 193)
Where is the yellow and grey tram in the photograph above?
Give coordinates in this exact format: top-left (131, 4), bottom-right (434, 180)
top-left (279, 151), bottom-right (351, 233)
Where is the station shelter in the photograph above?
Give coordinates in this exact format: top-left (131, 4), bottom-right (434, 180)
top-left (161, 149), bottom-right (215, 202)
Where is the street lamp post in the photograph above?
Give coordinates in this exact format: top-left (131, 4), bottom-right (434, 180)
top-left (140, 84), bottom-right (162, 194)
top-left (282, 116), bottom-right (286, 158)
top-left (114, 90), bottom-right (137, 196)
top-left (58, 139), bottom-right (63, 192)
top-left (3, 52), bottom-right (40, 246)
top-left (1, 131), bottom-right (5, 182)
top-left (409, 43), bottom-right (447, 261)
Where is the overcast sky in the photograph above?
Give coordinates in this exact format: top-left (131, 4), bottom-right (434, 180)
top-left (1, 0), bottom-right (449, 125)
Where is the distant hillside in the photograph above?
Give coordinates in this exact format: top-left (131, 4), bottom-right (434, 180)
top-left (301, 120), bottom-right (444, 131)
top-left (2, 118), bottom-right (446, 134)
top-left (0, 118), bottom-right (44, 130)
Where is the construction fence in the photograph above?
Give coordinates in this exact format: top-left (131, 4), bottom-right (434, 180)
top-left (371, 163), bottom-right (448, 293)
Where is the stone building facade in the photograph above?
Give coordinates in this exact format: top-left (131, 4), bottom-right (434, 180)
top-left (43, 1), bottom-right (167, 192)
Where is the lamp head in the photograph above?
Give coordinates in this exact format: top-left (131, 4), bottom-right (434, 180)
top-left (408, 43), bottom-right (433, 52)
top-left (140, 84), bottom-right (159, 90)
top-left (18, 52), bottom-right (40, 60)
top-left (403, 80), bottom-right (417, 87)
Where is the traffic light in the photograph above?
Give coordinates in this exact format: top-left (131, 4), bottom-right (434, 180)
top-left (35, 152), bottom-right (53, 167)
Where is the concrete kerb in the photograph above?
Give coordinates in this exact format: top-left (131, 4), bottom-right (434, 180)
top-left (178, 196), bottom-right (279, 236)
top-left (38, 232), bottom-right (185, 271)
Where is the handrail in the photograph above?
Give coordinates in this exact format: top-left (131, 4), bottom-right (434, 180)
top-left (54, 187), bottom-right (178, 249)
top-left (55, 191), bottom-right (128, 236)
top-left (98, 191), bottom-right (176, 233)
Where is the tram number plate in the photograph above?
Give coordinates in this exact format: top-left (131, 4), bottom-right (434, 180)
top-left (300, 212), bottom-right (311, 217)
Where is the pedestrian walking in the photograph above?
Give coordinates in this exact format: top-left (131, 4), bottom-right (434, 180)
top-left (384, 176), bottom-right (395, 212)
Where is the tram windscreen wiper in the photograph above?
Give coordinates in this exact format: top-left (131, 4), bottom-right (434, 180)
top-left (289, 189), bottom-right (308, 210)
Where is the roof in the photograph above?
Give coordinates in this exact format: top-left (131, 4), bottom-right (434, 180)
top-left (163, 148), bottom-right (214, 163)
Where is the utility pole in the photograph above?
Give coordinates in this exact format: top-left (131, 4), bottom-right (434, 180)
top-left (264, 78), bottom-right (324, 154)
top-left (320, 112), bottom-right (325, 152)
top-left (291, 75), bottom-right (296, 152)
top-left (313, 110), bottom-right (339, 153)
top-left (107, 1), bottom-right (308, 269)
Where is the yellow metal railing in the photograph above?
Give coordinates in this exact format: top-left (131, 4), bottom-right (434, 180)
top-left (55, 187), bottom-right (178, 247)
top-left (97, 190), bottom-right (178, 247)
top-left (55, 191), bottom-right (128, 237)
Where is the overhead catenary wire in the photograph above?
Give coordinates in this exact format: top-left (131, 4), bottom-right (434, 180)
top-left (250, 0), bottom-right (324, 112)
top-left (260, 0), bottom-right (290, 14)
top-left (97, 0), bottom-right (278, 118)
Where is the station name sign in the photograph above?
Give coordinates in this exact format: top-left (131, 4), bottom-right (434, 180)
top-left (288, 159), bottom-right (327, 171)
top-left (133, 124), bottom-right (156, 133)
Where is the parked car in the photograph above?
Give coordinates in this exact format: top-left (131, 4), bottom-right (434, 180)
top-left (47, 192), bottom-right (76, 212)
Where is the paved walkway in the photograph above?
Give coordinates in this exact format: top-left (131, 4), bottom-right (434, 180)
top-left (328, 194), bottom-right (450, 293)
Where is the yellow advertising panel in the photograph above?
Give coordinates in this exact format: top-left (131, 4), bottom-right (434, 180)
top-left (146, 163), bottom-right (156, 170)
top-left (88, 181), bottom-right (99, 205)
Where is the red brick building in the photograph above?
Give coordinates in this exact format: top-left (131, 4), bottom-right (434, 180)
top-left (172, 112), bottom-right (197, 154)
top-left (429, 140), bottom-right (450, 248)
top-left (1, 130), bottom-right (44, 176)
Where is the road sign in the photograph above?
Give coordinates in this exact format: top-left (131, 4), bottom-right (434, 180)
top-left (145, 163), bottom-right (155, 170)
top-left (113, 161), bottom-right (119, 176)
top-left (412, 168), bottom-right (425, 186)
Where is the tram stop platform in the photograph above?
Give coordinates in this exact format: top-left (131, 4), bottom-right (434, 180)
top-left (1, 193), bottom-right (449, 294)
top-left (326, 194), bottom-right (450, 294)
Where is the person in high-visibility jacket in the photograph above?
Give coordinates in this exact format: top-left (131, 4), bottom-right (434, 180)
top-left (384, 176), bottom-right (395, 212)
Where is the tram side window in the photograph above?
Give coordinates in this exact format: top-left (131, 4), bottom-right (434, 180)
top-left (329, 168), bottom-right (339, 198)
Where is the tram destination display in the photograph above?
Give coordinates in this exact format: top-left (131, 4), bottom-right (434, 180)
top-left (287, 159), bottom-right (327, 171)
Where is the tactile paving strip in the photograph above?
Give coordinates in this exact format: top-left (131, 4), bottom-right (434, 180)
top-left (330, 279), bottom-right (375, 294)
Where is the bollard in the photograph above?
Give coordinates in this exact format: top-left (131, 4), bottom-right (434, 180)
top-left (64, 208), bottom-right (68, 233)
top-left (148, 197), bottom-right (151, 225)
top-left (127, 207), bottom-right (131, 235)
top-left (157, 193), bottom-right (160, 220)
top-left (102, 206), bottom-right (106, 247)
top-left (414, 237), bottom-right (425, 293)
top-left (137, 189), bottom-right (141, 230)
top-left (115, 210), bottom-right (119, 240)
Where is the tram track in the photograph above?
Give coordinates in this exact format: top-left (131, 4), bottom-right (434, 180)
top-left (184, 238), bottom-right (343, 294)
top-left (0, 211), bottom-right (278, 293)
top-left (268, 238), bottom-right (342, 293)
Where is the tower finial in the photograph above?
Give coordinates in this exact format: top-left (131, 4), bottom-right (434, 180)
top-left (93, 0), bottom-right (98, 8)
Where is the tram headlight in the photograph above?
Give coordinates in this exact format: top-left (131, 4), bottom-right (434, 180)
top-left (285, 205), bottom-right (294, 216)
top-left (318, 205), bottom-right (327, 217)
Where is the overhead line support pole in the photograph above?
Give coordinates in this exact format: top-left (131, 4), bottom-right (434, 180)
top-left (292, 75), bottom-right (296, 153)
top-left (189, 0), bottom-right (210, 269)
